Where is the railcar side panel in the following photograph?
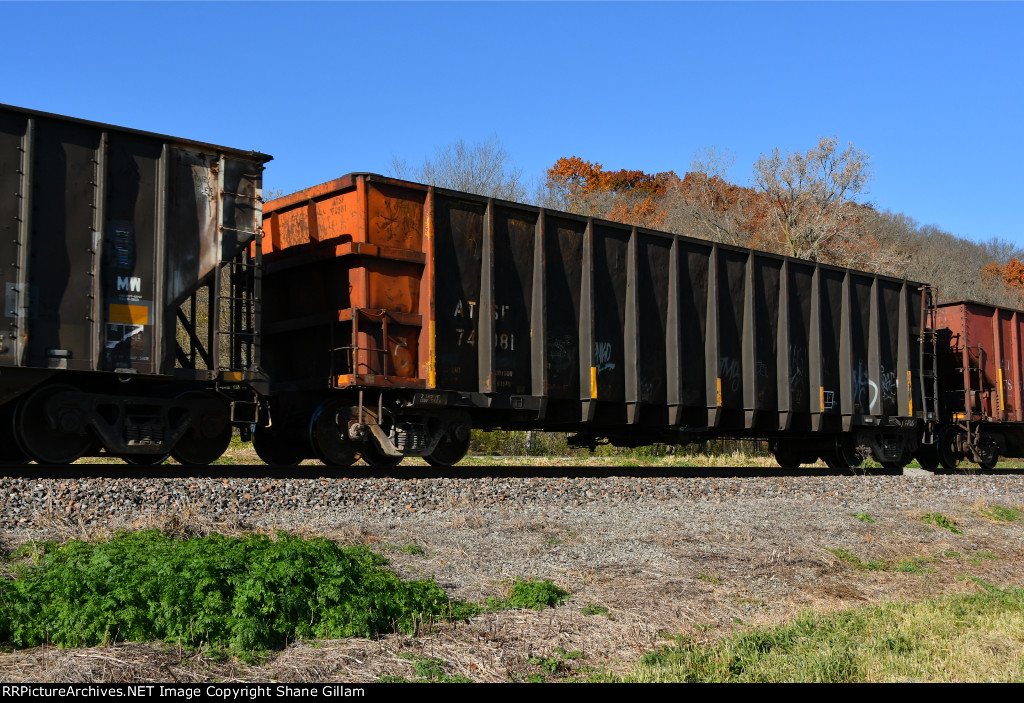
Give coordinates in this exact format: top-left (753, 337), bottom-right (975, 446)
top-left (592, 224), bottom-right (629, 412)
top-left (753, 256), bottom-right (782, 421)
top-left (434, 195), bottom-right (484, 392)
top-left (542, 214), bottom-right (584, 406)
top-left (786, 261), bottom-right (814, 425)
top-left (636, 232), bottom-right (672, 418)
top-left (0, 104), bottom-right (268, 385)
top-left (491, 205), bottom-right (536, 396)
top-left (677, 240), bottom-right (710, 419)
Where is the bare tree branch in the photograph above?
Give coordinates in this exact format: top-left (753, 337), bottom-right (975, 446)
top-left (752, 136), bottom-right (873, 264)
top-left (388, 136), bottom-right (527, 201)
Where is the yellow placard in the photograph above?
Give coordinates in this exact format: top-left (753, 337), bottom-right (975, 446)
top-left (108, 304), bottom-right (148, 325)
top-left (591, 366), bottom-right (598, 399)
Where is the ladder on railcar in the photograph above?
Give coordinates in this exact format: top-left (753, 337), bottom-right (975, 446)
top-left (215, 238), bottom-right (263, 431)
top-left (217, 248), bottom-right (261, 374)
top-left (918, 285), bottom-right (940, 444)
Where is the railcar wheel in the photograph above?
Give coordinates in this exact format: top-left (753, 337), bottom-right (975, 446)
top-left (15, 385), bottom-right (92, 464)
top-left (975, 437), bottom-right (1000, 471)
top-left (770, 439), bottom-right (804, 468)
top-left (253, 424), bottom-right (306, 467)
top-left (0, 403), bottom-right (30, 465)
top-left (361, 440), bottom-right (403, 468)
top-left (309, 400), bottom-right (358, 467)
top-left (914, 445), bottom-right (940, 470)
top-left (424, 433), bottom-right (471, 467)
top-left (169, 392), bottom-right (232, 466)
top-left (825, 435), bottom-right (863, 471)
top-left (977, 454), bottom-right (999, 471)
top-left (937, 429), bottom-right (962, 470)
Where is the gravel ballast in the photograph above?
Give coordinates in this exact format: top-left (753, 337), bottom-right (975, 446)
top-left (1, 469), bottom-right (1023, 682)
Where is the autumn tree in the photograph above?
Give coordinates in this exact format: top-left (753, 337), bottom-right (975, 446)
top-left (752, 136), bottom-right (873, 265)
top-left (661, 146), bottom-right (770, 247)
top-left (389, 135), bottom-right (528, 201)
top-left (544, 156), bottom-right (679, 228)
top-left (979, 247), bottom-right (1024, 307)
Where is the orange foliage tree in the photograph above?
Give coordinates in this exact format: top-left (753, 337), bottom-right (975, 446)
top-left (983, 258), bottom-right (1024, 304)
top-left (545, 157), bottom-right (679, 229)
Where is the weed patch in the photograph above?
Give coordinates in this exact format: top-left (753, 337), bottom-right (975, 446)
top-left (826, 547), bottom-right (937, 574)
top-left (852, 512), bottom-right (876, 524)
top-left (978, 505), bottom-right (1022, 522)
top-left (581, 603), bottom-right (609, 617)
top-left (697, 572), bottom-right (723, 585)
top-left (525, 647), bottom-right (585, 680)
top-left (921, 513), bottom-right (962, 534)
top-left (0, 530), bottom-right (477, 654)
top-left (486, 579), bottom-right (570, 611)
top-left (392, 653), bottom-right (472, 682)
top-left (968, 552), bottom-right (999, 566)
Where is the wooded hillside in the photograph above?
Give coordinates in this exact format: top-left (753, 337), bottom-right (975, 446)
top-left (391, 136), bottom-right (1024, 307)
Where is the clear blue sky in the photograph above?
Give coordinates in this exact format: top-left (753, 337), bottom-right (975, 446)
top-left (3, 1), bottom-right (1022, 247)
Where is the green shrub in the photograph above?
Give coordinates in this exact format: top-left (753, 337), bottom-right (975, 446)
top-left (486, 579), bottom-right (570, 611)
top-left (0, 530), bottom-right (477, 653)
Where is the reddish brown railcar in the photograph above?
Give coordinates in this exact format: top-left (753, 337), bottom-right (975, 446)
top-left (934, 301), bottom-right (1024, 467)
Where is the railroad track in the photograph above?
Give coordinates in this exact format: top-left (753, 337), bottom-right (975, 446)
top-left (3, 463), bottom-right (1023, 481)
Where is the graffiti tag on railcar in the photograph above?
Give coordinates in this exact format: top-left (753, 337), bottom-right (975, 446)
top-left (880, 366), bottom-right (897, 407)
top-left (594, 342), bottom-right (615, 373)
top-left (823, 390), bottom-right (836, 410)
top-left (719, 356), bottom-right (741, 392)
top-left (853, 360), bottom-right (879, 412)
top-left (790, 344), bottom-right (807, 404)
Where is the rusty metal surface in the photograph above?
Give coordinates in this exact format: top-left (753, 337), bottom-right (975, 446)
top-left (937, 301), bottom-right (1024, 423)
top-left (261, 175), bottom-right (432, 391)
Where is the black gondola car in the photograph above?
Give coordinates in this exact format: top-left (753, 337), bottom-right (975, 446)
top-left (256, 174), bottom-right (933, 468)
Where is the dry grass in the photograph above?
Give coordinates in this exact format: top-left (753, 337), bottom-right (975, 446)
top-left (2, 470), bottom-right (1023, 683)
